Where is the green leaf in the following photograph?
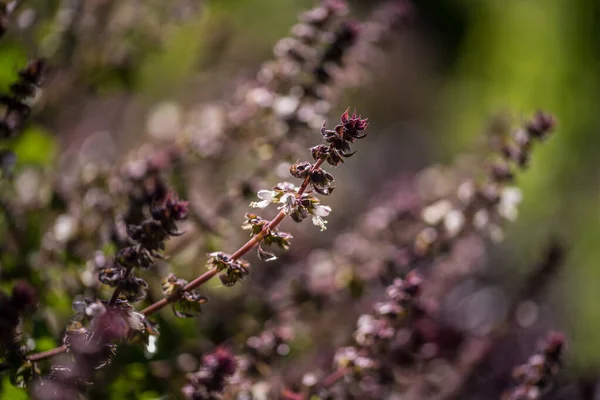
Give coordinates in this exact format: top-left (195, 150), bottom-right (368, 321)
top-left (1, 377), bottom-right (29, 400)
top-left (11, 126), bottom-right (56, 167)
top-left (139, 391), bottom-right (163, 400)
top-left (0, 46), bottom-right (27, 92)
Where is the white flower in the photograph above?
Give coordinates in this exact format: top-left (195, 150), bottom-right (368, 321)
top-left (249, 189), bottom-right (276, 209)
top-left (312, 216), bottom-right (328, 231)
top-left (278, 193), bottom-right (297, 214)
top-left (310, 204), bottom-right (331, 231)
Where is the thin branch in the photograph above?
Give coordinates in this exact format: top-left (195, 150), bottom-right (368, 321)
top-left (27, 345), bottom-right (68, 362)
top-left (108, 265), bottom-right (134, 306)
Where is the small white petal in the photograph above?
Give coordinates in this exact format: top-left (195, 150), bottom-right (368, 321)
top-left (241, 221), bottom-right (252, 230)
top-left (257, 190), bottom-right (276, 201)
top-left (312, 216), bottom-right (328, 231)
top-left (249, 200), bottom-right (271, 209)
top-left (278, 193), bottom-right (296, 214)
top-left (312, 204), bottom-right (332, 217)
top-left (279, 192), bottom-right (295, 203)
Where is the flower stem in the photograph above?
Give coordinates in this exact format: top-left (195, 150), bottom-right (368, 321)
top-left (109, 265), bottom-right (133, 306)
top-left (27, 345), bottom-right (68, 362)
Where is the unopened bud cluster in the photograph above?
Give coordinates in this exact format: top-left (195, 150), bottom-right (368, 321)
top-left (118, 146), bottom-right (183, 228)
top-left (98, 192), bottom-right (189, 302)
top-left (31, 181), bottom-right (190, 397)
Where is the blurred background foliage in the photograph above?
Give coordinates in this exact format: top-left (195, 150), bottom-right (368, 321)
top-left (0, 0), bottom-right (599, 398)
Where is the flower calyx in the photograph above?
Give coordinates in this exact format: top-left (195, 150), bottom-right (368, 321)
top-left (290, 162), bottom-right (336, 196)
top-left (207, 252), bottom-right (250, 287)
top-left (291, 194), bottom-right (332, 231)
top-left (161, 273), bottom-right (207, 318)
